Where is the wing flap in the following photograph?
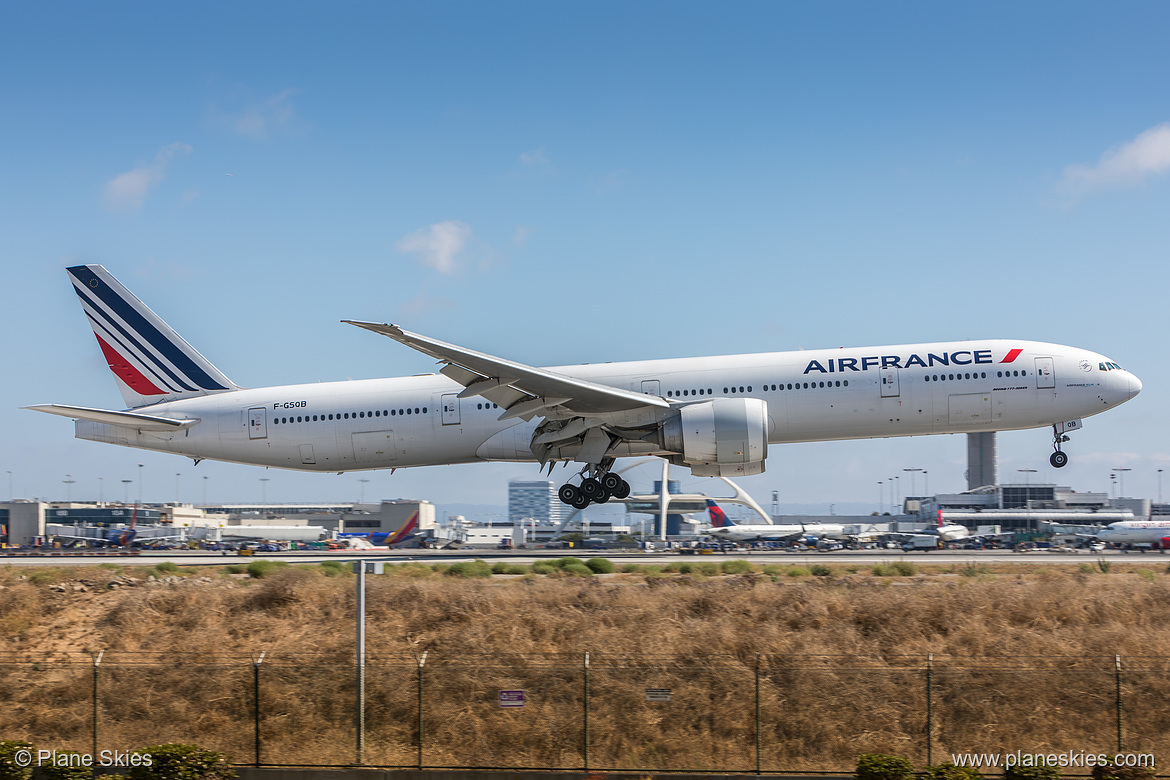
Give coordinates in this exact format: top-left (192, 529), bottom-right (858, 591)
top-left (26, 404), bottom-right (199, 431)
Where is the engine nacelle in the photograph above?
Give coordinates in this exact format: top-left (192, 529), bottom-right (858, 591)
top-left (661, 397), bottom-right (768, 477)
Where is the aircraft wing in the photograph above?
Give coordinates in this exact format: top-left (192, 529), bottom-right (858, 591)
top-left (25, 404), bottom-right (199, 431)
top-left (343, 321), bottom-right (670, 418)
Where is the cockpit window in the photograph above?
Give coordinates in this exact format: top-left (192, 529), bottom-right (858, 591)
top-left (1100, 363), bottom-right (1108, 371)
top-left (1100, 362), bottom-right (1124, 371)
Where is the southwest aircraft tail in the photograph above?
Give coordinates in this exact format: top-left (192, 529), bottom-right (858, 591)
top-left (67, 265), bottom-right (238, 408)
top-left (706, 499), bottom-right (734, 528)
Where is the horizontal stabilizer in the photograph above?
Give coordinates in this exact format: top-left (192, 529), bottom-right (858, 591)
top-left (25, 404), bottom-right (199, 431)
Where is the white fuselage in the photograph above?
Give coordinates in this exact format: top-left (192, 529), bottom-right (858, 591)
top-left (73, 338), bottom-right (1141, 474)
top-left (1096, 521), bottom-right (1170, 546)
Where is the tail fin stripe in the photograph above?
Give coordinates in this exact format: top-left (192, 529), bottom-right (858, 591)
top-left (69, 268), bottom-right (228, 392)
top-left (76, 291), bottom-right (196, 394)
top-left (385, 511), bottom-right (419, 545)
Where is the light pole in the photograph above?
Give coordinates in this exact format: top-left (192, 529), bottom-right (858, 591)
top-left (1158, 469), bottom-right (1164, 505)
top-left (923, 470), bottom-right (929, 496)
top-left (903, 468), bottom-right (923, 497)
top-left (202, 475), bottom-right (209, 506)
top-left (877, 481), bottom-right (884, 514)
top-left (63, 474), bottom-right (75, 502)
top-left (260, 478), bottom-right (270, 504)
top-left (98, 477), bottom-right (104, 504)
top-left (359, 479), bottom-right (369, 504)
top-left (1113, 468), bottom-right (1132, 499)
top-left (137, 463), bottom-right (143, 505)
top-left (7, 470), bottom-right (12, 500)
top-left (175, 473), bottom-right (181, 503)
top-left (121, 479), bottom-right (132, 504)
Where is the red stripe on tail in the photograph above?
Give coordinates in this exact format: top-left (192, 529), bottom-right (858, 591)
top-left (95, 335), bottom-right (166, 395)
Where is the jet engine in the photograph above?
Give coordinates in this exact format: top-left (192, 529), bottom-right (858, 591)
top-left (661, 397), bottom-right (768, 477)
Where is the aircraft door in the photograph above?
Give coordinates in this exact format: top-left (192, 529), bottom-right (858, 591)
top-left (441, 393), bottom-right (460, 425)
top-left (248, 408), bottom-right (267, 439)
top-left (880, 368), bottom-right (900, 398)
top-left (641, 380), bottom-right (661, 396)
top-left (1035, 357), bottom-right (1055, 389)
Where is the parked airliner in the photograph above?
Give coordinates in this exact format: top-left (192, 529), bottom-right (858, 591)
top-left (705, 500), bottom-right (845, 542)
top-left (29, 265), bottom-right (1141, 509)
top-left (1095, 520), bottom-right (1170, 549)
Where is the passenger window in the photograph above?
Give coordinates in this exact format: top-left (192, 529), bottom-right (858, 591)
top-left (843, 380), bottom-right (848, 387)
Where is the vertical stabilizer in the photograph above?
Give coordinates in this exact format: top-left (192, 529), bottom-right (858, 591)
top-left (67, 265), bottom-right (238, 408)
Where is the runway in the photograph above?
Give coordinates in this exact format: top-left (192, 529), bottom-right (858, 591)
top-left (1, 547), bottom-right (1164, 567)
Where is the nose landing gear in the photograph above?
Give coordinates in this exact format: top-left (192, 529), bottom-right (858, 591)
top-left (1050, 424), bottom-right (1070, 468)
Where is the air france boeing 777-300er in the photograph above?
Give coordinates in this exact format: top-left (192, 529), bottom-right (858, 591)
top-left (29, 265), bottom-right (1142, 509)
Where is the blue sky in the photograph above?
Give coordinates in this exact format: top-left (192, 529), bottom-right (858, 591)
top-left (3, 1), bottom-right (1168, 518)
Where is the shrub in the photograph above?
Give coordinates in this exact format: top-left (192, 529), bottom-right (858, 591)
top-left (890, 561), bottom-right (917, 576)
top-left (553, 557), bottom-right (582, 569)
top-left (856, 753), bottom-right (914, 780)
top-left (585, 557), bottom-right (615, 574)
top-left (444, 559), bottom-right (493, 578)
top-left (810, 564), bottom-right (833, 577)
top-left (319, 560), bottom-right (349, 577)
top-left (1090, 763), bottom-right (1156, 780)
top-left (37, 752), bottom-right (94, 780)
top-left (1003, 763), bottom-right (1061, 780)
top-left (1096, 558), bottom-right (1112, 574)
top-left (928, 762), bottom-right (983, 780)
top-left (127, 744), bottom-right (236, 780)
top-left (154, 561), bottom-right (180, 574)
top-left (695, 562), bottom-right (720, 577)
top-left (245, 559), bottom-right (288, 579)
top-left (531, 562), bottom-right (556, 575)
top-left (786, 566), bottom-right (809, 577)
top-left (958, 563), bottom-right (990, 577)
top-left (721, 559), bottom-right (752, 574)
top-left (0, 741), bottom-right (36, 780)
top-left (491, 562), bottom-right (528, 575)
top-left (559, 561), bottom-right (594, 577)
top-left (619, 563), bottom-right (642, 573)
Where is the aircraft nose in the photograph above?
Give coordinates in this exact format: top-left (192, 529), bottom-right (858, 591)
top-left (1128, 372), bottom-right (1142, 399)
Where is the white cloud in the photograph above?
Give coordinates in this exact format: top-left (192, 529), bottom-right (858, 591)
top-left (1060, 122), bottom-right (1170, 199)
top-left (219, 89), bottom-right (297, 140)
top-left (395, 221), bottom-right (472, 274)
top-left (519, 148), bottom-right (548, 167)
top-left (102, 142), bottom-right (192, 212)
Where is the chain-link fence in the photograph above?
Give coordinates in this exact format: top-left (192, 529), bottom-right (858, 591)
top-left (1, 653), bottom-right (1165, 771)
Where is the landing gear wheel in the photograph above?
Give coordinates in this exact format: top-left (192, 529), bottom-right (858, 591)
top-left (594, 488), bottom-right (611, 504)
top-left (601, 473), bottom-right (623, 493)
top-left (558, 484), bottom-right (581, 505)
top-left (580, 477), bottom-right (603, 500)
top-left (612, 479), bottom-right (631, 499)
top-left (571, 492), bottom-right (591, 510)
top-left (1050, 451), bottom-right (1068, 469)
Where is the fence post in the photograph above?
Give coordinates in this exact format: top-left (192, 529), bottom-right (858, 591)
top-left (417, 652), bottom-right (427, 770)
top-left (926, 653), bottom-right (933, 767)
top-left (583, 652), bottom-right (590, 771)
top-left (91, 651), bottom-right (103, 765)
top-left (1115, 655), bottom-right (1123, 753)
top-left (252, 652), bottom-right (265, 766)
top-left (755, 653), bottom-right (762, 775)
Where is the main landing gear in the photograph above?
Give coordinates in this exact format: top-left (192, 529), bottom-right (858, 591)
top-left (558, 468), bottom-right (631, 510)
top-left (1051, 424), bottom-right (1070, 469)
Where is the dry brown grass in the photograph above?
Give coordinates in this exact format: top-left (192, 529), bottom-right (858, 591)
top-left (1, 562), bottom-right (1169, 770)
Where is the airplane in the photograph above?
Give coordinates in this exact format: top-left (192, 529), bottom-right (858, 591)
top-left (1093, 520), bottom-right (1170, 549)
top-left (705, 499), bottom-right (845, 542)
top-left (29, 265), bottom-right (1142, 509)
top-left (336, 509), bottom-right (421, 548)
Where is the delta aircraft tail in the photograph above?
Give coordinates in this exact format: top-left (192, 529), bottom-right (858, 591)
top-left (706, 499), bottom-right (733, 528)
top-left (67, 265), bottom-right (238, 408)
